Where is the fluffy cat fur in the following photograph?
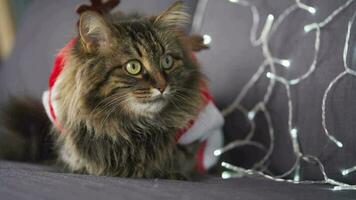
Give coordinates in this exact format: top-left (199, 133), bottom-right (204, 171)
top-left (0, 2), bottom-right (207, 179)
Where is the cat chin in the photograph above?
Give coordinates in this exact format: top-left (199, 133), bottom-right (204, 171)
top-left (127, 86), bottom-right (171, 115)
top-left (128, 98), bottom-right (166, 115)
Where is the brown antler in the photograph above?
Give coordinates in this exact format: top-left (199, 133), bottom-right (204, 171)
top-left (76, 0), bottom-right (120, 15)
top-left (186, 35), bottom-right (209, 52)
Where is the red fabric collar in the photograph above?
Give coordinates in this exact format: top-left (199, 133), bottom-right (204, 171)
top-left (48, 39), bottom-right (77, 129)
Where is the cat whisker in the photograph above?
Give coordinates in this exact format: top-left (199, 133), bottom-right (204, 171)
top-left (133, 92), bottom-right (151, 95)
top-left (97, 97), bottom-right (128, 127)
top-left (99, 94), bottom-right (129, 112)
top-left (135, 88), bottom-right (150, 91)
top-left (100, 97), bottom-right (130, 129)
top-left (91, 93), bottom-right (129, 117)
top-left (89, 87), bottom-right (130, 115)
top-left (135, 96), bottom-right (153, 99)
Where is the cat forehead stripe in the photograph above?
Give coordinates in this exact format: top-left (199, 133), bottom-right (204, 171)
top-left (122, 23), bottom-right (164, 55)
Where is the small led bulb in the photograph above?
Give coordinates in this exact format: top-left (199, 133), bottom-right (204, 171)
top-left (280, 59), bottom-right (291, 68)
top-left (248, 111), bottom-right (256, 121)
top-left (214, 149), bottom-right (222, 156)
top-left (341, 169), bottom-right (349, 176)
top-left (266, 72), bottom-right (275, 79)
top-left (267, 14), bottom-right (275, 21)
top-left (304, 24), bottom-right (317, 33)
top-left (308, 7), bottom-right (316, 14)
top-left (336, 141), bottom-right (343, 148)
top-left (203, 34), bottom-right (212, 45)
top-left (290, 128), bottom-right (298, 138)
top-left (222, 171), bottom-right (232, 179)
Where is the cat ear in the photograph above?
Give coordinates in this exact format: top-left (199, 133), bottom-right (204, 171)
top-left (79, 11), bottom-right (113, 53)
top-left (153, 1), bottom-right (190, 29)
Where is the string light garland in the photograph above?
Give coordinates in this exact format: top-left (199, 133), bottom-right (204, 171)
top-left (194, 0), bottom-right (356, 191)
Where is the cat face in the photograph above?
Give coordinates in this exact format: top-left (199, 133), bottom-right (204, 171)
top-left (70, 2), bottom-right (202, 118)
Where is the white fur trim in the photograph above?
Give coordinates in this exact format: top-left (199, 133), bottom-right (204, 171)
top-left (203, 129), bottom-right (224, 169)
top-left (51, 81), bottom-right (60, 120)
top-left (42, 90), bottom-right (55, 123)
top-left (178, 101), bottom-right (224, 144)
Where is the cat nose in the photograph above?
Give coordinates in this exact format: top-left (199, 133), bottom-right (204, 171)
top-left (151, 73), bottom-right (167, 93)
top-left (156, 84), bottom-right (167, 93)
top-left (147, 67), bottom-right (167, 93)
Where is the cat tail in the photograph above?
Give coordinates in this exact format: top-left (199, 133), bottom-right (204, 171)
top-left (0, 97), bottom-right (55, 162)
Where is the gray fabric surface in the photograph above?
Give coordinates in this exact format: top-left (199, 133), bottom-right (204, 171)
top-left (196, 0), bottom-right (356, 183)
top-left (1, 161), bottom-right (355, 200)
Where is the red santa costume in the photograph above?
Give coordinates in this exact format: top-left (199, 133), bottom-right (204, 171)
top-left (42, 39), bottom-right (224, 172)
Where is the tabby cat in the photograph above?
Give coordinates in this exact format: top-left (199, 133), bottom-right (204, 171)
top-left (0, 1), bottom-right (213, 179)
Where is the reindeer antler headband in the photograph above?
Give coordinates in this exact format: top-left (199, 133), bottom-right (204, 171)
top-left (75, 0), bottom-right (208, 52)
top-left (76, 0), bottom-right (120, 15)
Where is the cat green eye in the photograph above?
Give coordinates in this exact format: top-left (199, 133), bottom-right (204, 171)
top-left (125, 60), bottom-right (142, 75)
top-left (161, 55), bottom-right (174, 70)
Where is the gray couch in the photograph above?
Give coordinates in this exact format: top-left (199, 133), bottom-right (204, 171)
top-left (1, 0), bottom-right (356, 199)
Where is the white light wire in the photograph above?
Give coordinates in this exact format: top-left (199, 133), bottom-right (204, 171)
top-left (214, 0), bottom-right (356, 191)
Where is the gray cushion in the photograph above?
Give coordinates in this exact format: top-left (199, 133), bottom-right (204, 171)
top-left (1, 161), bottom-right (355, 200)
